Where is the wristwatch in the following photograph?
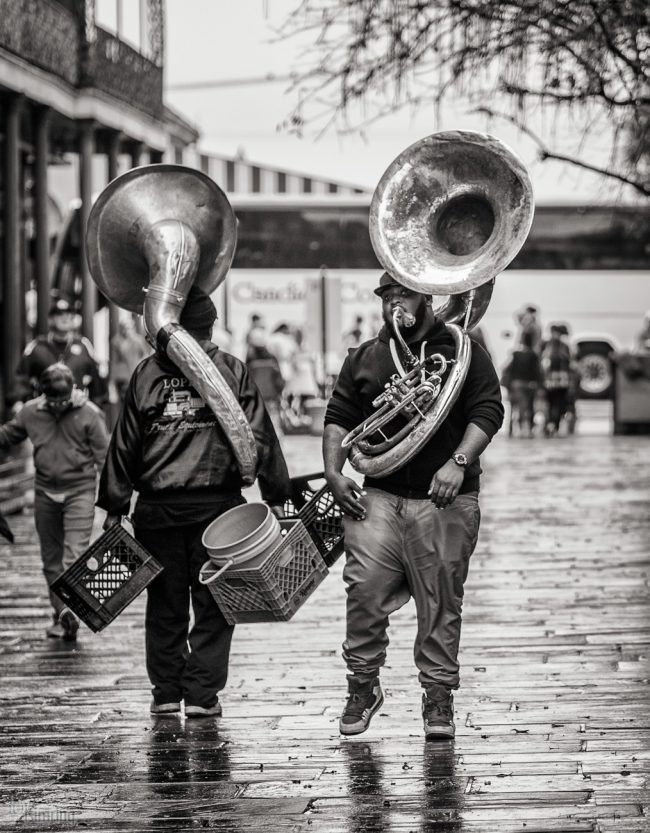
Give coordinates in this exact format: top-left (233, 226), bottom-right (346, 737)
top-left (452, 452), bottom-right (468, 468)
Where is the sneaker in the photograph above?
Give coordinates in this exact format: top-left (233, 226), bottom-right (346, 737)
top-left (422, 684), bottom-right (455, 739)
top-left (59, 608), bottom-right (79, 641)
top-left (150, 699), bottom-right (181, 716)
top-left (185, 700), bottom-right (222, 718)
top-left (339, 675), bottom-right (384, 736)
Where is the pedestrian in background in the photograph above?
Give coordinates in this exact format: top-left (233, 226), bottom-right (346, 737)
top-left (516, 304), bottom-right (543, 355)
top-left (541, 324), bottom-right (573, 436)
top-left (9, 297), bottom-right (106, 413)
top-left (500, 330), bottom-right (543, 437)
top-left (634, 310), bottom-right (650, 354)
top-left (245, 328), bottom-right (285, 436)
top-left (284, 328), bottom-right (320, 422)
top-left (111, 315), bottom-right (151, 404)
top-left (0, 363), bottom-right (109, 640)
top-left (266, 323), bottom-right (299, 385)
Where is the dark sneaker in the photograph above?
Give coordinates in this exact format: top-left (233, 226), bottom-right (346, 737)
top-left (150, 699), bottom-right (181, 716)
top-left (59, 608), bottom-right (79, 641)
top-left (422, 684), bottom-right (455, 739)
top-left (185, 700), bottom-right (222, 718)
top-left (339, 675), bottom-right (384, 736)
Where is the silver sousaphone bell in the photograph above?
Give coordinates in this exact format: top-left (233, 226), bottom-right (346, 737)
top-left (344, 131), bottom-right (535, 477)
top-left (86, 164), bottom-right (259, 484)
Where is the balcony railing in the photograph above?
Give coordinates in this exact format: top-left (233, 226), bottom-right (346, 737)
top-left (0, 0), bottom-right (164, 118)
top-left (83, 28), bottom-right (163, 118)
top-left (0, 0), bottom-right (79, 86)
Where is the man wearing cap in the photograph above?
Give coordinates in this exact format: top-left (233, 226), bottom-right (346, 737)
top-left (9, 298), bottom-right (106, 412)
top-left (97, 287), bottom-right (292, 718)
top-left (0, 363), bottom-right (109, 639)
top-left (323, 272), bottom-right (504, 738)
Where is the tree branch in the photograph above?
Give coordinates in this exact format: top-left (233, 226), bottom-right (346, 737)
top-left (474, 106), bottom-right (650, 196)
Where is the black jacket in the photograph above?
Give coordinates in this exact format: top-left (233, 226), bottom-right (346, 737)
top-left (11, 334), bottom-right (106, 406)
top-left (325, 318), bottom-right (504, 496)
top-left (97, 342), bottom-right (292, 517)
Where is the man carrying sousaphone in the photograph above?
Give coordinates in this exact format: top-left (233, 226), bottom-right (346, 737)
top-left (323, 131), bottom-right (533, 738)
top-left (88, 165), bottom-right (292, 719)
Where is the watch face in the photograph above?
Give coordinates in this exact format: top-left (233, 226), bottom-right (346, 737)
top-left (454, 453), bottom-right (468, 466)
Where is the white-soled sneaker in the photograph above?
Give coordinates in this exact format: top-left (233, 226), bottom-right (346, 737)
top-left (59, 608), bottom-right (79, 641)
top-left (339, 676), bottom-right (384, 736)
top-left (150, 699), bottom-right (181, 716)
top-left (185, 701), bottom-right (222, 718)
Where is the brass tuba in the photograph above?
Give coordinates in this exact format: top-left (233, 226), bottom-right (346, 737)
top-left (344, 131), bottom-right (534, 477)
top-left (85, 164), bottom-right (258, 484)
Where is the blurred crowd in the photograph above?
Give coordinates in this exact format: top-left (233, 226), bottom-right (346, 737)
top-left (499, 304), bottom-right (580, 439)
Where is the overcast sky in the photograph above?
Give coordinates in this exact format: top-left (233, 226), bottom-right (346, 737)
top-left (164, 0), bottom-right (630, 203)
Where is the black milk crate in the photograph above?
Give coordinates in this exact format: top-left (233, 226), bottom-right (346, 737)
top-left (284, 471), bottom-right (344, 567)
top-left (200, 518), bottom-right (328, 625)
top-left (51, 524), bottom-right (163, 633)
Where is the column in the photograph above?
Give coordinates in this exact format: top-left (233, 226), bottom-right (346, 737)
top-left (78, 120), bottom-right (95, 341)
top-left (2, 95), bottom-right (24, 407)
top-left (34, 106), bottom-right (51, 336)
top-left (131, 141), bottom-right (145, 168)
top-left (107, 131), bottom-right (122, 411)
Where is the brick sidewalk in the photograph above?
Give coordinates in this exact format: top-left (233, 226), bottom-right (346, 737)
top-left (0, 431), bottom-right (649, 831)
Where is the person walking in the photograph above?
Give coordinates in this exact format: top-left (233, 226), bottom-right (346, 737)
top-left (9, 297), bottom-right (106, 412)
top-left (541, 323), bottom-right (573, 436)
top-left (110, 316), bottom-right (151, 403)
top-left (323, 272), bottom-right (504, 739)
top-left (97, 287), bottom-right (292, 718)
top-left (0, 363), bottom-right (109, 639)
top-left (500, 330), bottom-right (544, 437)
top-left (245, 328), bottom-right (285, 436)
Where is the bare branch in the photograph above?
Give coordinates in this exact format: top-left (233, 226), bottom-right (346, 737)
top-left (475, 106), bottom-right (650, 196)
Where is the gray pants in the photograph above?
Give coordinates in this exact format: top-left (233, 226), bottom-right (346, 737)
top-left (34, 489), bottom-right (95, 616)
top-left (342, 487), bottom-right (480, 689)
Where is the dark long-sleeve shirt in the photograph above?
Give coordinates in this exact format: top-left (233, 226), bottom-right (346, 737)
top-left (97, 341), bottom-right (292, 523)
top-left (325, 319), bottom-right (504, 496)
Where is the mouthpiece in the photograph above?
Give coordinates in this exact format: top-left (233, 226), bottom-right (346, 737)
top-left (393, 308), bottom-right (416, 328)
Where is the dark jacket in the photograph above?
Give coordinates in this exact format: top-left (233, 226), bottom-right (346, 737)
top-left (325, 318), bottom-right (504, 496)
top-left (10, 334), bottom-right (106, 406)
top-left (0, 390), bottom-right (109, 493)
top-left (500, 348), bottom-right (543, 388)
top-left (246, 346), bottom-right (285, 403)
top-left (97, 341), bottom-right (292, 518)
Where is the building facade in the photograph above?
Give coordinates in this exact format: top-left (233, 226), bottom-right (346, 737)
top-left (0, 0), bottom-right (198, 411)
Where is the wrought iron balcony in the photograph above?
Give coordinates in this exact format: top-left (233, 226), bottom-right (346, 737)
top-left (0, 0), bottom-right (80, 86)
top-left (0, 0), bottom-right (164, 118)
top-left (83, 27), bottom-right (163, 118)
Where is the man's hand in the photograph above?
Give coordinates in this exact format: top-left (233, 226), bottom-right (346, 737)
top-left (269, 504), bottom-right (285, 520)
top-left (103, 514), bottom-right (122, 531)
top-left (428, 460), bottom-right (465, 509)
top-left (327, 473), bottom-right (366, 520)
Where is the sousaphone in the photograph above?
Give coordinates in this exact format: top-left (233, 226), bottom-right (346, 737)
top-left (344, 131), bottom-right (534, 476)
top-left (86, 164), bottom-right (258, 484)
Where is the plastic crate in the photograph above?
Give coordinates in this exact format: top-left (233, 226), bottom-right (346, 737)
top-left (284, 472), bottom-right (344, 567)
top-left (200, 517), bottom-right (328, 624)
top-left (51, 524), bottom-right (163, 633)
